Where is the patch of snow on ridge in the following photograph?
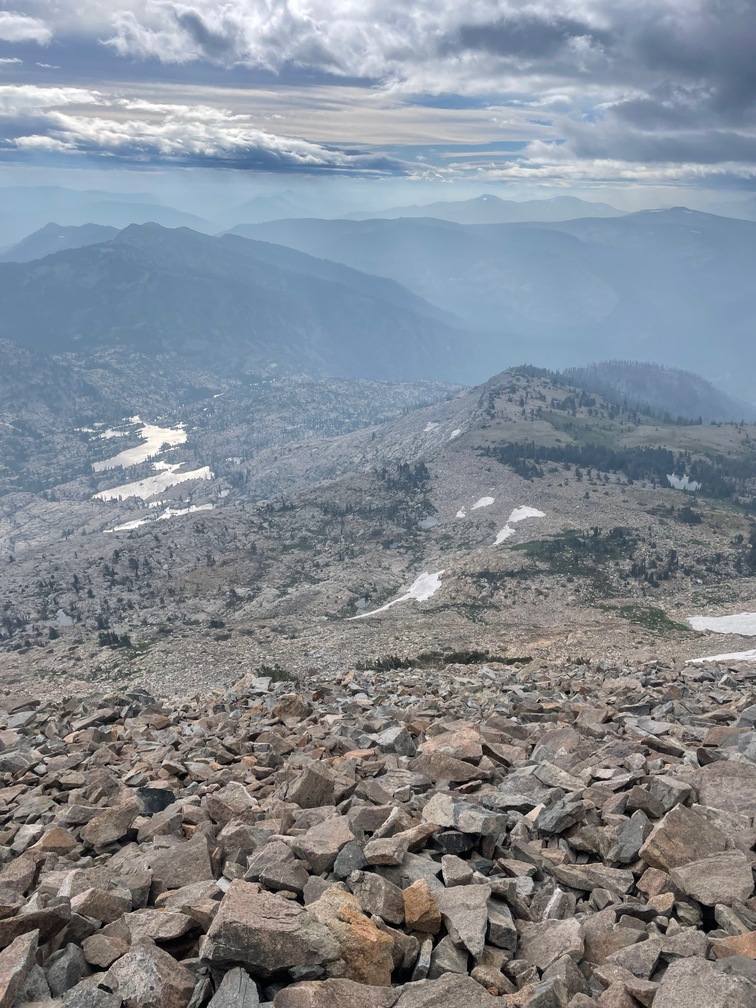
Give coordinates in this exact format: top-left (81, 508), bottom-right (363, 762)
top-left (687, 648), bottom-right (756, 664)
top-left (449, 429), bottom-right (462, 440)
top-left (93, 417), bottom-right (187, 472)
top-left (471, 496), bottom-right (495, 510)
top-left (157, 503), bottom-right (214, 521)
top-left (456, 508), bottom-right (466, 518)
top-left (687, 612), bottom-right (756, 635)
top-left (494, 526), bottom-right (516, 544)
top-left (667, 473), bottom-right (701, 492)
top-left (94, 464), bottom-right (213, 501)
top-left (424, 422), bottom-right (439, 432)
top-left (110, 517), bottom-right (151, 532)
top-left (107, 502), bottom-right (214, 533)
top-left (509, 506), bottom-right (546, 523)
top-left (350, 570), bottom-right (444, 620)
top-left (494, 506), bottom-right (545, 546)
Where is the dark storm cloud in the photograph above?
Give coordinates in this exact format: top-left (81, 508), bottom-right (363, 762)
top-left (455, 14), bottom-right (611, 60)
top-left (173, 8), bottom-right (242, 62)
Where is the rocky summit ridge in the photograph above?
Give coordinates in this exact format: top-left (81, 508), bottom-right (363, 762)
top-left (0, 655), bottom-right (753, 1008)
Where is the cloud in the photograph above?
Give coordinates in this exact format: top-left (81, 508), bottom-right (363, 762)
top-left (0, 84), bottom-right (404, 171)
top-left (0, 11), bottom-right (52, 44)
top-left (2, 1), bottom-right (756, 184)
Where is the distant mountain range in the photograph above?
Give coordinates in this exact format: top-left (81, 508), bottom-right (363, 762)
top-left (0, 223), bottom-right (466, 383)
top-left (241, 208), bottom-right (756, 402)
top-left (0, 186), bottom-right (215, 245)
top-left (0, 223), bottom-right (119, 263)
top-left (346, 193), bottom-right (625, 224)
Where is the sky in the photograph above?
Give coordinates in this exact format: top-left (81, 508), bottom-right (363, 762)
top-left (1, 1), bottom-right (755, 204)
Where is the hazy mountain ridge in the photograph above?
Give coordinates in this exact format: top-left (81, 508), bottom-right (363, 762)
top-left (346, 193), bottom-right (625, 224)
top-left (0, 186), bottom-right (216, 244)
top-left (0, 223), bottom-right (120, 263)
top-left (563, 361), bottom-right (756, 423)
top-left (0, 223), bottom-right (465, 382)
top-left (244, 209), bottom-right (756, 401)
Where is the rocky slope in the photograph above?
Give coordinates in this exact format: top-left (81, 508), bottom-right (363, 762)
top-left (0, 655), bottom-right (752, 1008)
top-left (2, 368), bottom-right (756, 692)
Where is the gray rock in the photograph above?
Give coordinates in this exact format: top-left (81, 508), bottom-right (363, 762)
top-left (273, 978), bottom-right (397, 1007)
top-left (697, 761), bottom-right (756, 817)
top-left (638, 806), bottom-right (727, 871)
top-left (46, 943), bottom-right (91, 997)
top-left (208, 967), bottom-right (260, 1007)
top-left (105, 941), bottom-right (197, 1008)
top-left (201, 882), bottom-right (340, 974)
top-left (607, 811), bottom-right (652, 865)
top-left (0, 929), bottom-right (38, 1007)
top-left (522, 977), bottom-right (569, 1008)
top-left (428, 934), bottom-right (469, 979)
top-left (62, 987), bottom-right (123, 1008)
top-left (435, 884), bottom-right (491, 959)
top-left (333, 842), bottom-right (367, 880)
top-left (487, 899), bottom-right (517, 951)
top-left (670, 851), bottom-right (754, 907)
top-left (518, 919), bottom-right (584, 971)
top-left (394, 973), bottom-right (501, 1006)
top-left (653, 956), bottom-right (754, 1008)
top-left (290, 816), bottom-right (355, 875)
top-left (348, 871), bottom-right (405, 926)
top-left (552, 864), bottom-right (634, 897)
top-left (440, 856), bottom-right (473, 888)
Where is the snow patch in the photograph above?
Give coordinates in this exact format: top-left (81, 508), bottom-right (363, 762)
top-left (471, 496), bottom-right (495, 510)
top-left (449, 429), bottom-right (462, 440)
top-left (157, 503), bottom-right (214, 521)
top-left (687, 648), bottom-right (756, 665)
top-left (494, 506), bottom-right (545, 546)
top-left (94, 417), bottom-right (187, 472)
top-left (55, 609), bottom-right (73, 627)
top-left (94, 464), bottom-right (213, 502)
top-left (424, 422), bottom-right (440, 432)
top-left (687, 612), bottom-right (756, 635)
top-left (456, 508), bottom-right (466, 519)
top-left (110, 518), bottom-right (151, 532)
top-left (98, 428), bottom-right (129, 440)
top-left (667, 473), bottom-right (701, 492)
top-left (350, 570), bottom-right (444, 620)
top-left (107, 502), bottom-right (214, 533)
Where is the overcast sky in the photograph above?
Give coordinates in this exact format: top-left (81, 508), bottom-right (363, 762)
top-left (1, 1), bottom-right (754, 199)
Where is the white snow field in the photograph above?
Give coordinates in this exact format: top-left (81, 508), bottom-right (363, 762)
top-left (93, 417), bottom-right (187, 472)
top-left (94, 463), bottom-right (213, 502)
top-left (687, 648), bottom-right (756, 664)
top-left (667, 473), bottom-right (701, 492)
top-left (110, 518), bottom-right (151, 532)
top-left (494, 506), bottom-right (545, 545)
top-left (350, 570), bottom-right (444, 620)
top-left (687, 612), bottom-right (756, 635)
top-left (471, 496), bottom-right (495, 510)
top-left (108, 502), bottom-right (214, 533)
top-left (157, 503), bottom-right (214, 521)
